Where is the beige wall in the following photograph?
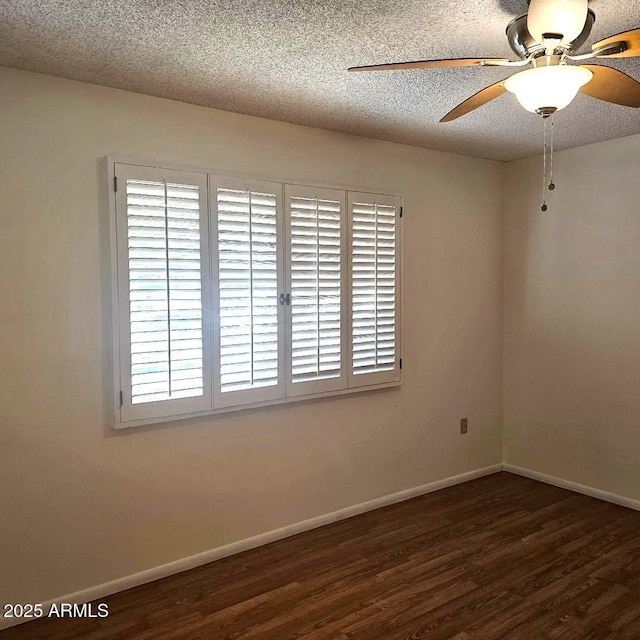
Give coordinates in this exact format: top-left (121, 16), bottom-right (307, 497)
top-left (0, 67), bottom-right (503, 605)
top-left (503, 133), bottom-right (640, 501)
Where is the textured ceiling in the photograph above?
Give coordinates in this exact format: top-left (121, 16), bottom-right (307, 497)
top-left (1, 0), bottom-right (640, 161)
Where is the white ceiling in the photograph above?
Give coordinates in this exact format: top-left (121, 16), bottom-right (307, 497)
top-left (1, 0), bottom-right (639, 161)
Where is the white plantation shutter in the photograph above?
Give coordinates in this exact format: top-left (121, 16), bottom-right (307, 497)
top-left (115, 164), bottom-right (212, 423)
top-left (348, 192), bottom-right (401, 387)
top-left (286, 185), bottom-right (347, 396)
top-left (111, 161), bottom-right (402, 428)
top-left (211, 177), bottom-right (285, 407)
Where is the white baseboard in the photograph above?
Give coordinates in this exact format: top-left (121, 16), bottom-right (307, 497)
top-left (503, 464), bottom-right (640, 512)
top-left (0, 463), bottom-right (502, 631)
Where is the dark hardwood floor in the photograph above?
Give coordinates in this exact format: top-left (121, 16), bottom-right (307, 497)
top-left (4, 472), bottom-right (640, 639)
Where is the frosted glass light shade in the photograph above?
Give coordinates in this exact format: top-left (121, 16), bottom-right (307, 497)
top-left (504, 65), bottom-right (593, 114)
top-left (527, 0), bottom-right (588, 46)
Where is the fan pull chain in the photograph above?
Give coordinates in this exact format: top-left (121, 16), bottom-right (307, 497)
top-left (541, 117), bottom-right (548, 212)
top-left (540, 117), bottom-right (556, 212)
top-left (548, 119), bottom-right (555, 192)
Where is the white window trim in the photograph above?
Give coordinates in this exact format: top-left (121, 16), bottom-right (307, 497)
top-left (108, 156), bottom-right (403, 429)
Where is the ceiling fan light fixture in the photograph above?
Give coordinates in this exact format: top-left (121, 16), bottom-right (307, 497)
top-left (527, 0), bottom-right (589, 46)
top-left (504, 65), bottom-right (593, 114)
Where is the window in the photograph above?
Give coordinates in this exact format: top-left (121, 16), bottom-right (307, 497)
top-left (114, 165), bottom-right (212, 423)
top-left (286, 185), bottom-right (347, 397)
top-left (111, 160), bottom-right (401, 427)
top-left (349, 192), bottom-right (400, 387)
top-left (211, 177), bottom-right (285, 408)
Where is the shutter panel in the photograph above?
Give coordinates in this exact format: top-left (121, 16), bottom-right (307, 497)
top-left (286, 185), bottom-right (347, 396)
top-left (211, 177), bottom-right (285, 407)
top-left (348, 192), bottom-right (401, 387)
top-left (115, 164), bottom-right (212, 423)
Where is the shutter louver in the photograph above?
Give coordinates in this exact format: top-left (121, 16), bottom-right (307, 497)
top-left (287, 187), bottom-right (346, 395)
top-left (126, 178), bottom-right (205, 403)
top-left (216, 188), bottom-right (280, 395)
top-left (350, 194), bottom-right (401, 385)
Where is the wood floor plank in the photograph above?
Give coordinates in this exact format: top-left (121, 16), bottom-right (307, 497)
top-left (2, 472), bottom-right (640, 639)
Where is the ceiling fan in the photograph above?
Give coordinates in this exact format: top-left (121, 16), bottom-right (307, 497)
top-left (348, 0), bottom-right (640, 122)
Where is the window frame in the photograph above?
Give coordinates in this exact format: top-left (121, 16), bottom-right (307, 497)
top-left (108, 157), bottom-right (402, 429)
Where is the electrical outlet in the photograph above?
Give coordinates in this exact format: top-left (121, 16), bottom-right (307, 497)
top-left (460, 418), bottom-right (468, 434)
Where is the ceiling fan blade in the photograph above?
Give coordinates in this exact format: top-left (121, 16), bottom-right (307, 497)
top-left (348, 58), bottom-right (509, 72)
top-left (592, 28), bottom-right (640, 58)
top-left (579, 64), bottom-right (640, 107)
top-left (440, 79), bottom-right (508, 122)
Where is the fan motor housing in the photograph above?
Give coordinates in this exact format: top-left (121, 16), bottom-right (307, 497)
top-left (506, 9), bottom-right (595, 58)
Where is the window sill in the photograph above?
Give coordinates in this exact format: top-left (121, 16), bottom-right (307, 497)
top-left (113, 379), bottom-right (402, 430)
